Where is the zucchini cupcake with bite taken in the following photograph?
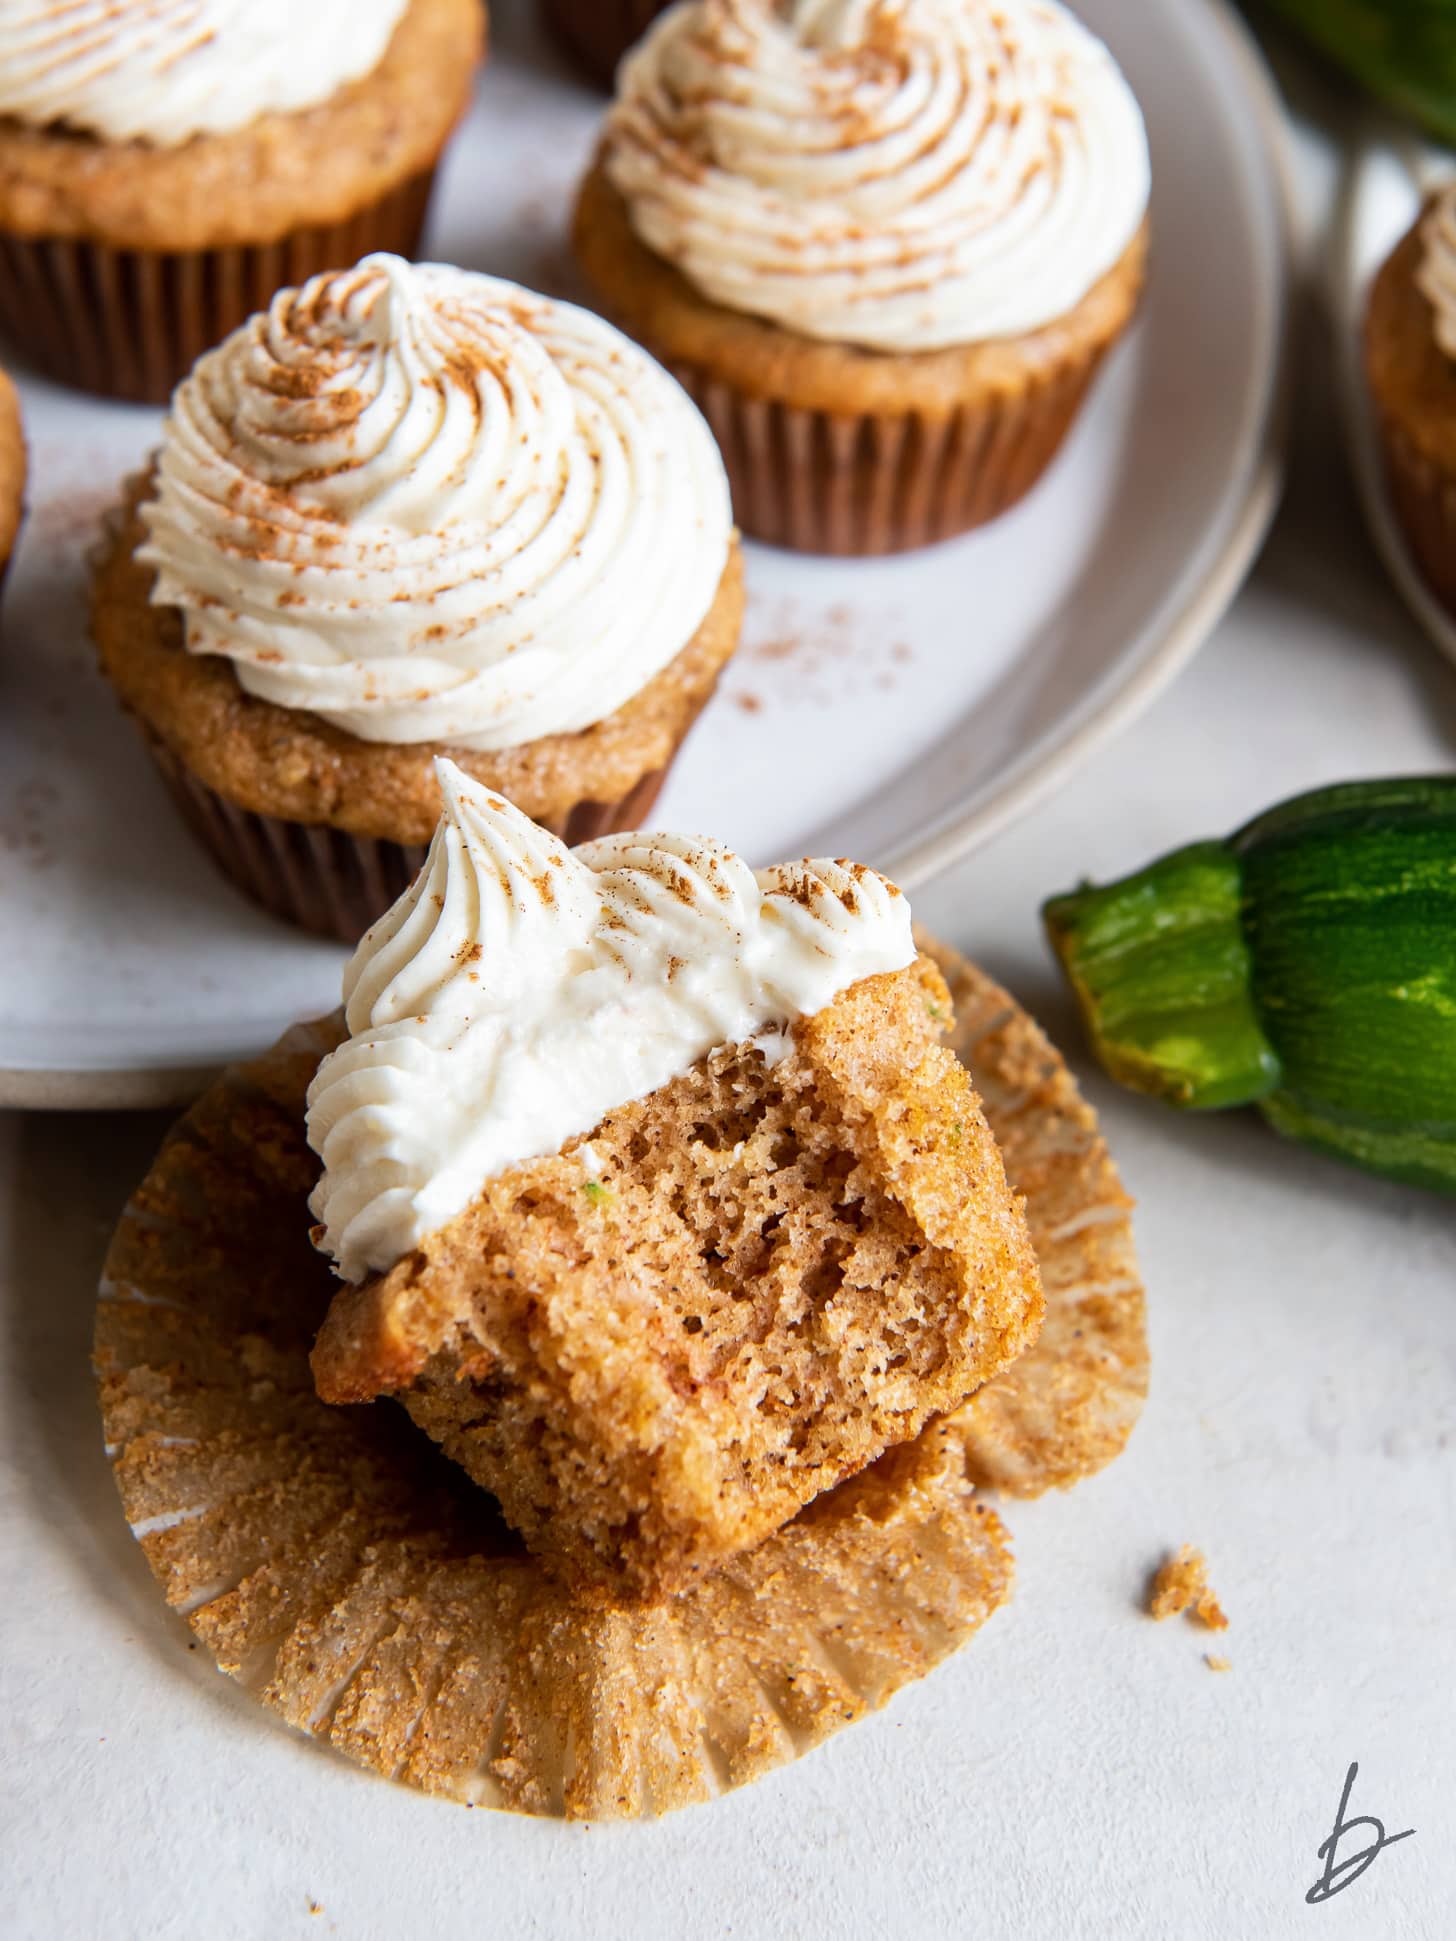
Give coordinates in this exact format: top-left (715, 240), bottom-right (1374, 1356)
top-left (91, 253), bottom-right (741, 942)
top-left (576, 0), bottom-right (1150, 555)
top-left (0, 0), bottom-right (484, 401)
top-left (308, 761), bottom-right (1044, 1601)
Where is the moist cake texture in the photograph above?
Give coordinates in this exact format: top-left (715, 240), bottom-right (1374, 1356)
top-left (313, 956), bottom-right (1044, 1600)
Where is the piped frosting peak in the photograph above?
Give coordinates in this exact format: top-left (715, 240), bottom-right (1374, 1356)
top-left (138, 257), bottom-right (732, 750)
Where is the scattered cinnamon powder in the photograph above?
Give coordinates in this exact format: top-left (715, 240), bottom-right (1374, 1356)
top-left (1148, 1546), bottom-right (1229, 1631)
top-left (725, 594), bottom-right (913, 713)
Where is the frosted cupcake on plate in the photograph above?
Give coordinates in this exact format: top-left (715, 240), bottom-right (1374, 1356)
top-left (90, 255), bottom-right (740, 941)
top-left (0, 1), bottom-right (484, 401)
top-left (575, 0), bottom-right (1150, 555)
top-left (1367, 182), bottom-right (1456, 620)
top-left (309, 761), bottom-right (1043, 1600)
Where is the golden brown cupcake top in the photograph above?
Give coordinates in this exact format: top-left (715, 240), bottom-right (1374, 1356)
top-left (92, 480), bottom-right (744, 846)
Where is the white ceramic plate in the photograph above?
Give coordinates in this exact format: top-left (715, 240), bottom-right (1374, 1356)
top-left (1334, 126), bottom-right (1456, 666)
top-left (0, 0), bottom-right (1292, 1108)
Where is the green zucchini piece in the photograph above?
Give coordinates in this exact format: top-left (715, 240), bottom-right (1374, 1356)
top-left (1043, 776), bottom-right (1456, 1195)
top-left (1042, 844), bottom-right (1280, 1111)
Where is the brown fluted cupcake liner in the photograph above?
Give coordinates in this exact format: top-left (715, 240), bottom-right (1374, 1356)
top-left (142, 707), bottom-right (711, 946)
top-left (541, 0), bottom-right (670, 85)
top-left (0, 169), bottom-right (436, 405)
top-left (95, 945), bottom-right (1144, 1818)
top-left (670, 352), bottom-right (1107, 557)
top-left (1374, 412), bottom-right (1456, 623)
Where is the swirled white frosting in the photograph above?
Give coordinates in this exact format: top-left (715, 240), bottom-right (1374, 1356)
top-left (307, 760), bottom-right (916, 1282)
top-left (0, 1), bottom-right (411, 145)
top-left (604, 0), bottom-right (1150, 353)
top-left (1418, 185), bottom-right (1456, 360)
top-left (137, 255), bottom-right (732, 750)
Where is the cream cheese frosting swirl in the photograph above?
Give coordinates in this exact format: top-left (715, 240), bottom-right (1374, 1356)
top-left (307, 761), bottom-right (917, 1282)
top-left (604, 0), bottom-right (1150, 353)
top-left (0, 1), bottom-right (411, 146)
top-left (1418, 184), bottom-right (1456, 361)
top-left (137, 256), bottom-right (733, 750)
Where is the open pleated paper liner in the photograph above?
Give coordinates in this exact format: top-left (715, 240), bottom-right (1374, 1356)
top-left (94, 942), bottom-right (1146, 1820)
top-left (922, 936), bottom-right (1148, 1494)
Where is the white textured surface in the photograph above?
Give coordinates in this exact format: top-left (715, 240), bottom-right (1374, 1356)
top-left (2, 17), bottom-right (1454, 1941)
top-left (0, 0), bottom-right (1286, 1089)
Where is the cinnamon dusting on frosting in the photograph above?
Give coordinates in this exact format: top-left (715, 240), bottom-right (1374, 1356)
top-left (604, 0), bottom-right (1149, 353)
top-left (137, 255), bottom-right (732, 752)
top-left (0, 1), bottom-right (412, 145)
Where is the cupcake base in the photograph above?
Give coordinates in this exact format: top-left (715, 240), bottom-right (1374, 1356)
top-left (144, 720), bottom-right (700, 944)
top-left (675, 361), bottom-right (1102, 556)
top-left (574, 166), bottom-right (1148, 556)
top-left (94, 944), bottom-right (1145, 1818)
top-left (0, 171), bottom-right (436, 406)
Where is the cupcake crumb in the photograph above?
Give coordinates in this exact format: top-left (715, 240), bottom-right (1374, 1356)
top-left (1148, 1545), bottom-right (1228, 1631)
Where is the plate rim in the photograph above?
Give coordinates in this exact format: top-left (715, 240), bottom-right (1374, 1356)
top-left (1, 0), bottom-right (1297, 1112)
